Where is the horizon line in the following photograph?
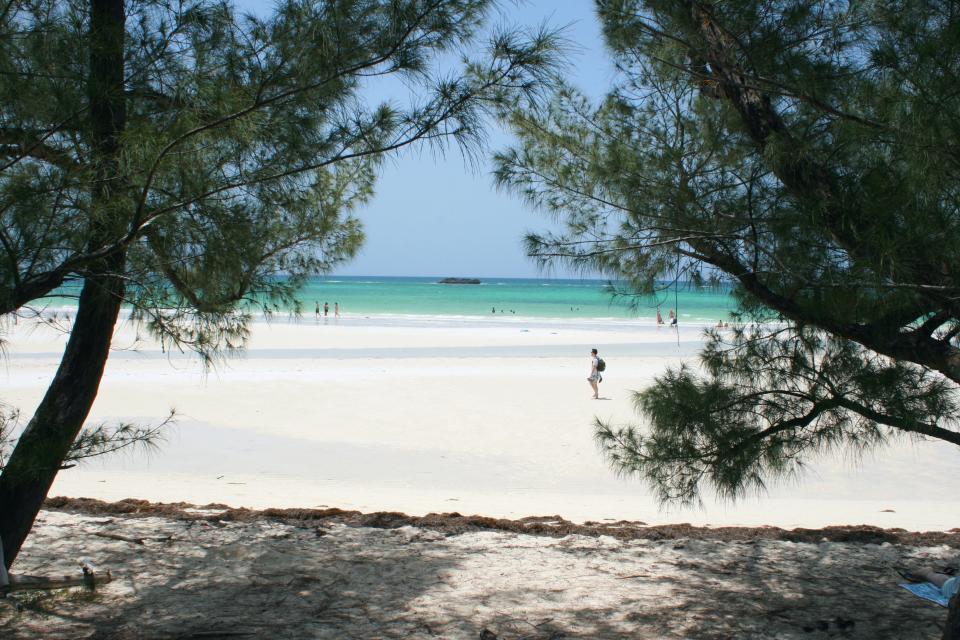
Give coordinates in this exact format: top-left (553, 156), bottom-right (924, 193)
top-left (324, 273), bottom-right (606, 280)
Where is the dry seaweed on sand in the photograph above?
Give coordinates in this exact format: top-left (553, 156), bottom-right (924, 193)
top-left (1, 499), bottom-right (954, 639)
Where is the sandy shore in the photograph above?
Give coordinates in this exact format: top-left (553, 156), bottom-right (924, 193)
top-left (1, 313), bottom-right (959, 532)
top-left (4, 312), bottom-right (958, 639)
top-left (3, 313), bottom-right (960, 530)
top-left (1, 498), bottom-right (957, 639)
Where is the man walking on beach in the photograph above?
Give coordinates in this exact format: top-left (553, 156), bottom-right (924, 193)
top-left (588, 348), bottom-right (602, 399)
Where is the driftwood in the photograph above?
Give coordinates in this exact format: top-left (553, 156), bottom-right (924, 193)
top-left (93, 531), bottom-right (145, 545)
top-left (180, 633), bottom-right (257, 638)
top-left (2, 559), bottom-right (111, 593)
top-left (89, 530), bottom-right (173, 546)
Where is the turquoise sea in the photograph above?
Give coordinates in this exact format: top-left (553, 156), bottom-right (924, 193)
top-left (44, 276), bottom-right (737, 322)
top-left (295, 276), bottom-right (736, 323)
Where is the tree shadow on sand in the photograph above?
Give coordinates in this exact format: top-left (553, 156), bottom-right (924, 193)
top-left (530, 536), bottom-right (948, 639)
top-left (1, 511), bottom-right (952, 640)
top-left (4, 519), bottom-right (474, 640)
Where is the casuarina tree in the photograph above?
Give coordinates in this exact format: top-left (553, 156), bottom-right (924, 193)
top-left (495, 1), bottom-right (960, 634)
top-left (0, 0), bottom-right (559, 569)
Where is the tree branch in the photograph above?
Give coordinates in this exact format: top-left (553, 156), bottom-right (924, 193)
top-left (0, 130), bottom-right (77, 170)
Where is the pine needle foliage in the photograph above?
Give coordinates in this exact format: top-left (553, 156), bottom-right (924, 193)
top-left (0, 408), bottom-right (172, 473)
top-left (0, 0), bottom-right (562, 360)
top-left (496, 0), bottom-right (960, 504)
top-left (0, 0), bottom-right (563, 568)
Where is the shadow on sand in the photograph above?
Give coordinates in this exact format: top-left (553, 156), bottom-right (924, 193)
top-left (1, 506), bottom-right (952, 640)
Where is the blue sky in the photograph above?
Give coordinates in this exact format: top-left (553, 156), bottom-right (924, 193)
top-left (242, 1), bottom-right (615, 278)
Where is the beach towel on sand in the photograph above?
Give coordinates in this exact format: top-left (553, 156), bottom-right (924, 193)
top-left (900, 582), bottom-right (950, 607)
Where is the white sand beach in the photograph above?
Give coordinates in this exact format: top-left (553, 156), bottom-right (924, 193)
top-left (3, 313), bottom-right (959, 532)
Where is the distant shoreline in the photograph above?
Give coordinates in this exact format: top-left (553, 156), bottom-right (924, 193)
top-left (28, 275), bottom-right (738, 323)
top-left (14, 306), bottom-right (739, 327)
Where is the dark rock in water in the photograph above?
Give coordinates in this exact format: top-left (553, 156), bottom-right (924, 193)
top-left (437, 277), bottom-right (481, 284)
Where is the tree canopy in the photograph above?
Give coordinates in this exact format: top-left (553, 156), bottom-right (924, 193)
top-left (496, 0), bottom-right (960, 504)
top-left (0, 0), bottom-right (559, 568)
top-left (1, 0), bottom-right (557, 352)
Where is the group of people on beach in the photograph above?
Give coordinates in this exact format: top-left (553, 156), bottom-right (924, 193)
top-left (315, 301), bottom-right (340, 319)
top-left (655, 306), bottom-right (677, 327)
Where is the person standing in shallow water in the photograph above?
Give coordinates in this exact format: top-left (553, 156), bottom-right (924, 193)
top-left (323, 302), bottom-right (329, 317)
top-left (588, 348), bottom-right (601, 399)
top-left (656, 307), bottom-right (664, 326)
top-left (334, 302), bottom-right (340, 318)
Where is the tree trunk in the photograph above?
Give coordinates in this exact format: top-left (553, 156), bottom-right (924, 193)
top-left (0, 0), bottom-right (126, 570)
top-left (0, 539), bottom-right (8, 588)
top-left (945, 594), bottom-right (960, 640)
top-left (0, 269), bottom-right (125, 569)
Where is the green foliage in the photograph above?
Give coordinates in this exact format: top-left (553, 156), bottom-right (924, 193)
top-left (497, 0), bottom-right (960, 502)
top-left (0, 0), bottom-right (562, 483)
top-left (0, 0), bottom-right (561, 359)
top-left (0, 407), bottom-right (171, 473)
top-left (0, 406), bottom-right (20, 472)
top-left (598, 324), bottom-right (959, 504)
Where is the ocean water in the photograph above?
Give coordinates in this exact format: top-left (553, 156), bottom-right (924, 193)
top-left (295, 276), bottom-right (735, 323)
top-left (40, 276), bottom-right (737, 322)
